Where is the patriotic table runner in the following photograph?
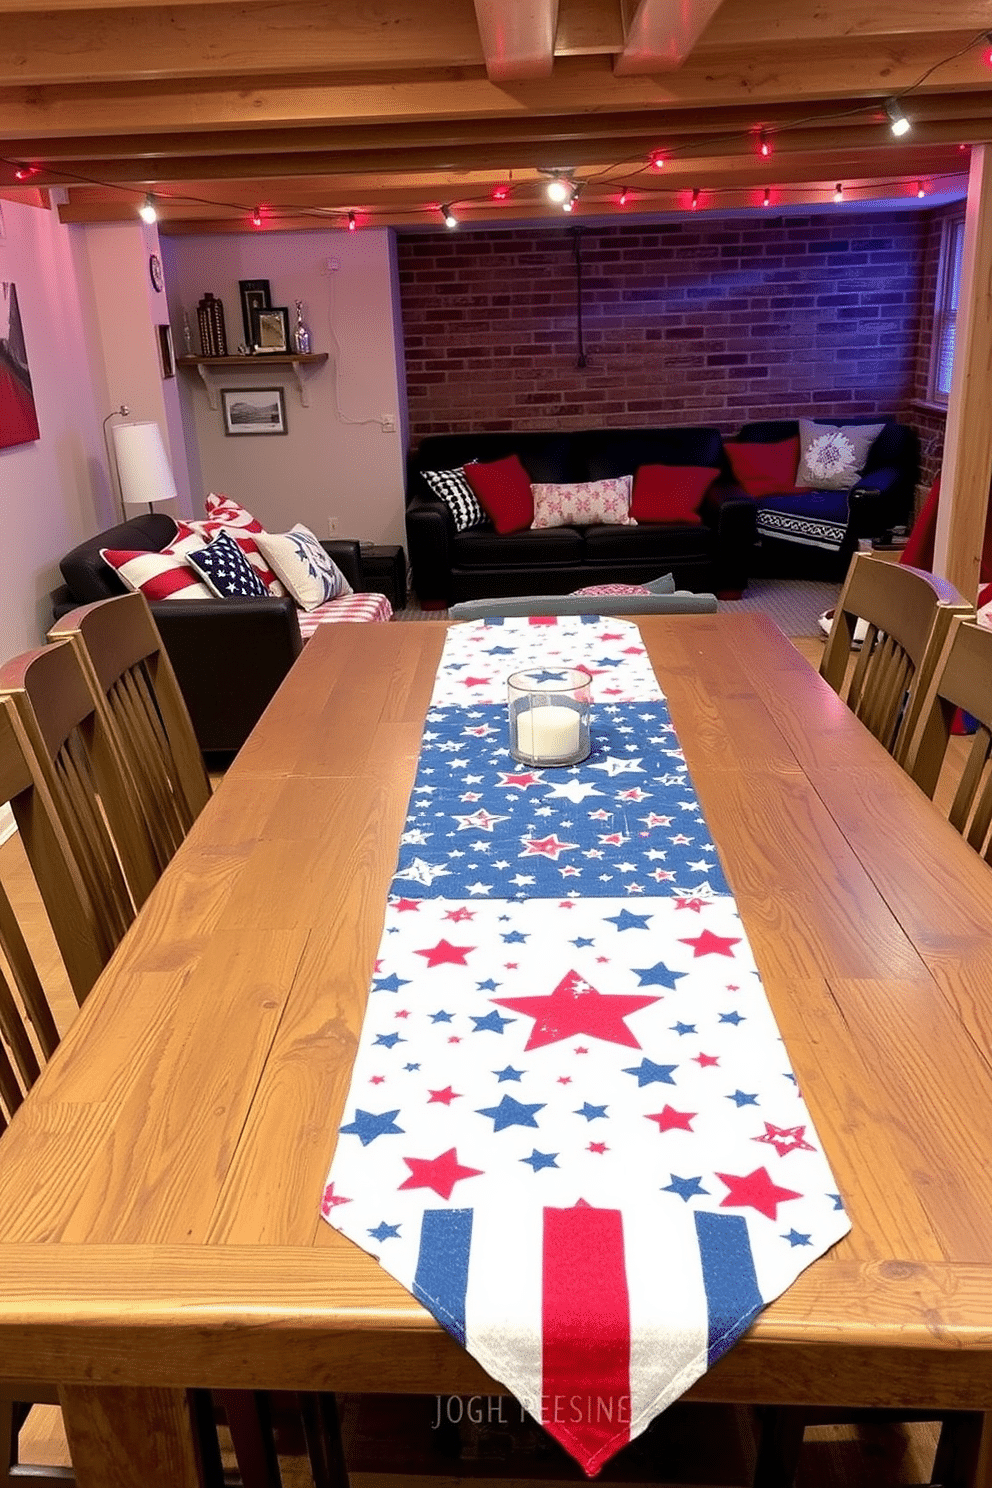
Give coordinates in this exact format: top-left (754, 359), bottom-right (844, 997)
top-left (322, 617), bottom-right (851, 1476)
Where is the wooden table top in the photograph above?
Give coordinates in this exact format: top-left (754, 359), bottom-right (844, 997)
top-left (2, 613), bottom-right (992, 1412)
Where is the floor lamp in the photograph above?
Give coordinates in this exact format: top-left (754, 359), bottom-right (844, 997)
top-left (110, 418), bottom-right (178, 519)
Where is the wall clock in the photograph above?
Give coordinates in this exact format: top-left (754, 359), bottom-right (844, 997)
top-left (149, 253), bottom-right (164, 292)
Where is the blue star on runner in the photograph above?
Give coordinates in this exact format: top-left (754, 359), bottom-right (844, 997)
top-left (575, 1102), bottom-right (608, 1121)
top-left (374, 1032), bottom-right (405, 1049)
top-left (477, 1095), bottom-right (544, 1131)
top-left (663, 1173), bottom-right (709, 1202)
top-left (671, 1022), bottom-right (696, 1036)
top-left (494, 1065), bottom-right (524, 1082)
top-left (340, 1109), bottom-right (404, 1145)
top-left (623, 1058), bottom-right (677, 1087)
top-left (728, 1090), bottom-right (759, 1107)
top-left (605, 909), bottom-right (652, 932)
top-left (632, 961), bottom-right (686, 989)
top-left (430, 1010), bottom-right (454, 1023)
top-left (502, 929), bottom-right (529, 944)
top-left (368, 1222), bottom-right (401, 1241)
top-left (783, 1230), bottom-right (812, 1247)
top-left (373, 973), bottom-right (410, 993)
top-left (477, 978), bottom-right (501, 991)
top-left (521, 1150), bottom-right (559, 1172)
top-left (471, 1010), bottom-right (516, 1034)
top-left (719, 1010), bottom-right (745, 1025)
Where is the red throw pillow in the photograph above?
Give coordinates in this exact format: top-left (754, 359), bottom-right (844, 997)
top-left (629, 465), bottom-right (719, 524)
top-left (724, 436), bottom-right (801, 498)
top-left (464, 455), bottom-right (534, 534)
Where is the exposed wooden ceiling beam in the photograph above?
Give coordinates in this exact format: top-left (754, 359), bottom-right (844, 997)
top-left (472, 0), bottom-right (559, 80)
top-left (615, 0), bottom-right (726, 74)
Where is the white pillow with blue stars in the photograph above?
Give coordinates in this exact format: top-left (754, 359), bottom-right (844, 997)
top-left (185, 527), bottom-right (270, 599)
top-left (254, 523), bottom-right (353, 612)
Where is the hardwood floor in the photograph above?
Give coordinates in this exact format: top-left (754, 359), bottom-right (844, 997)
top-left (0, 653), bottom-right (965, 1488)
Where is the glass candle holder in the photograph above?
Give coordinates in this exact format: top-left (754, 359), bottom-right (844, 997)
top-left (507, 667), bottom-right (592, 767)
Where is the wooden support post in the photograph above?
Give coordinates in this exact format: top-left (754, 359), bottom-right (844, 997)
top-left (933, 144), bottom-right (992, 600)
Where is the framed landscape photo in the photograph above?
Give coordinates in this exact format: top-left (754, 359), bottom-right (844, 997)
top-left (221, 386), bottom-right (287, 436)
top-left (238, 278), bottom-right (270, 346)
top-left (251, 305), bottom-right (290, 354)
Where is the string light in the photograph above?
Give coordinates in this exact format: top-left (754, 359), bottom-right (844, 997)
top-left (651, 153), bottom-right (666, 170)
top-left (347, 210), bottom-right (357, 231)
top-left (758, 131), bottom-right (772, 157)
top-left (983, 31), bottom-right (992, 66)
top-left (138, 193), bottom-right (158, 223)
top-left (916, 181), bottom-right (926, 198)
top-left (884, 99), bottom-right (912, 136)
top-left (618, 186), bottom-right (630, 206)
top-left (492, 184), bottom-right (510, 201)
top-left (440, 203), bottom-right (458, 228)
top-left (833, 183), bottom-right (844, 202)
top-left (250, 206), bottom-right (263, 227)
top-left (546, 174), bottom-right (572, 203)
top-left (763, 187), bottom-right (771, 207)
top-left (562, 183), bottom-right (582, 213)
top-left (14, 165), bottom-right (39, 180)
top-left (691, 188), bottom-right (700, 210)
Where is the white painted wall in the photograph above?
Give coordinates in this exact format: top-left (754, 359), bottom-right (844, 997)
top-left (161, 229), bottom-right (408, 546)
top-left (0, 195), bottom-right (108, 658)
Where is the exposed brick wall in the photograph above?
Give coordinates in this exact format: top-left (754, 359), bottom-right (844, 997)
top-left (398, 211), bottom-right (931, 447)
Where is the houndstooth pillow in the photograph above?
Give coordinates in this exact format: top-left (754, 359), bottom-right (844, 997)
top-left (421, 463), bottom-right (486, 532)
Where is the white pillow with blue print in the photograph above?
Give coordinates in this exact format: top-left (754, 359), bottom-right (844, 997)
top-left (185, 527), bottom-right (270, 599)
top-left (254, 523), bottom-right (353, 612)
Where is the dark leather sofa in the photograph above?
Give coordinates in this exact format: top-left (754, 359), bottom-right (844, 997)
top-left (730, 416), bottom-right (919, 578)
top-left (405, 427), bottom-right (756, 608)
top-left (53, 513), bottom-right (364, 757)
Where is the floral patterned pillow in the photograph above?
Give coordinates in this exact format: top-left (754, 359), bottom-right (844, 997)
top-left (795, 420), bottom-right (885, 491)
top-left (530, 477), bottom-right (635, 529)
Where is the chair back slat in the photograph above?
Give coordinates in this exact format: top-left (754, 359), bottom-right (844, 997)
top-left (820, 554), bottom-right (973, 761)
top-left (49, 593), bottom-right (210, 866)
top-left (902, 616), bottom-right (992, 860)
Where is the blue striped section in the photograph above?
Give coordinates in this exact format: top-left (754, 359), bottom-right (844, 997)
top-left (695, 1210), bottom-right (764, 1367)
top-left (413, 1208), bottom-right (473, 1347)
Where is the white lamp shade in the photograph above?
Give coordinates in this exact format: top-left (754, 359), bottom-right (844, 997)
top-left (112, 421), bottom-right (177, 507)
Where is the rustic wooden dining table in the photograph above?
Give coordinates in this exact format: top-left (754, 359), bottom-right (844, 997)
top-left (1, 613), bottom-right (992, 1486)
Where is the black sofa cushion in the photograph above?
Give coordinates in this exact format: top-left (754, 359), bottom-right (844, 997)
top-left (584, 523), bottom-right (714, 563)
top-left (453, 525), bottom-right (585, 568)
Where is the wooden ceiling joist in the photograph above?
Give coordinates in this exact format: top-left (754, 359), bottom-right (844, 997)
top-left (615, 0), bottom-right (727, 74)
top-left (472, 0), bottom-right (559, 80)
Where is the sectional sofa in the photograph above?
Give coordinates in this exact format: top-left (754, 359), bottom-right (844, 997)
top-left (405, 418), bottom-right (919, 607)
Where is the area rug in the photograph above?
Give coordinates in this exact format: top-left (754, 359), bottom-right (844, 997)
top-left (393, 578), bottom-right (841, 640)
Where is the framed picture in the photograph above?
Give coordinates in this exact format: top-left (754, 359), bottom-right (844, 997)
top-left (157, 323), bottom-right (175, 378)
top-left (221, 386), bottom-right (288, 436)
top-left (238, 278), bottom-right (270, 346)
top-left (251, 305), bottom-right (290, 354)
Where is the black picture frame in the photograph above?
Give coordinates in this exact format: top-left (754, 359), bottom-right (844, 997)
top-left (251, 305), bottom-right (290, 354)
top-left (157, 323), bottom-right (175, 378)
top-left (221, 386), bottom-right (288, 436)
top-left (238, 278), bottom-right (271, 346)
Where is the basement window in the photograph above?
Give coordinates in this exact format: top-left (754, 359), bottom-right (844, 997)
top-left (929, 212), bottom-right (965, 404)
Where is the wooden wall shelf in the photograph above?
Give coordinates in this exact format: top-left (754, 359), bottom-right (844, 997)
top-left (177, 353), bottom-right (328, 408)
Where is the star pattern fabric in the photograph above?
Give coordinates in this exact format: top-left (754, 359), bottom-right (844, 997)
top-left (323, 617), bottom-right (850, 1478)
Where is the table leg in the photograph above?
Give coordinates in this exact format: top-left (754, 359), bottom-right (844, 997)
top-left (59, 1385), bottom-right (206, 1487)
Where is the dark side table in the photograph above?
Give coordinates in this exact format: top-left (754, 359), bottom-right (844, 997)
top-left (360, 544), bottom-right (407, 610)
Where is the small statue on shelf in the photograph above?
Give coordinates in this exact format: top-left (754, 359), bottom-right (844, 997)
top-left (293, 300), bottom-right (312, 355)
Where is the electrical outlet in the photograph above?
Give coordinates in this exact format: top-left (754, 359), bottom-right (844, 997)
top-left (327, 516), bottom-right (339, 536)
top-left (381, 413), bottom-right (396, 433)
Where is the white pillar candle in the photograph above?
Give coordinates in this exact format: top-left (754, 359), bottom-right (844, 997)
top-left (516, 704), bottom-right (581, 760)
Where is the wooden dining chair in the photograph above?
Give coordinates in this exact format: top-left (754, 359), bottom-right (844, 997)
top-left (901, 614), bottom-right (992, 853)
top-left (819, 553), bottom-right (973, 762)
top-left (49, 592), bottom-right (211, 875)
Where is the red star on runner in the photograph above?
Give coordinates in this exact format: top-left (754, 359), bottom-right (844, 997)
top-left (642, 814), bottom-right (673, 829)
top-left (369, 1075), bottom-right (385, 1084)
top-left (321, 1182), bottom-right (351, 1215)
top-left (674, 896), bottom-right (709, 913)
top-left (557, 1075), bottom-right (572, 1085)
top-left (495, 969), bottom-right (659, 1050)
top-left (415, 938), bottom-right (475, 968)
top-left (716, 1167), bottom-right (803, 1221)
top-left (460, 676), bottom-right (492, 688)
top-left (399, 1148), bottom-right (484, 1201)
top-left (618, 787), bottom-right (650, 802)
top-left (589, 810), bottom-right (611, 821)
top-left (693, 1052), bottom-right (720, 1068)
top-left (671, 833), bottom-right (692, 845)
top-left (588, 1142), bottom-right (609, 1154)
top-left (679, 929), bottom-right (741, 958)
top-left (520, 834), bottom-right (578, 860)
top-left (427, 1086), bottom-right (461, 1105)
top-left (394, 1010), bottom-right (410, 1019)
top-left (498, 771), bottom-right (543, 788)
top-left (753, 1123), bottom-right (816, 1157)
top-left (647, 1105), bottom-right (696, 1133)
top-left (392, 899), bottom-right (420, 913)
top-left (599, 832), bottom-right (627, 846)
top-left (444, 906), bottom-right (475, 922)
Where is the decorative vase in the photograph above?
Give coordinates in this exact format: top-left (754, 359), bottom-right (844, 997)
top-left (293, 300), bottom-right (312, 354)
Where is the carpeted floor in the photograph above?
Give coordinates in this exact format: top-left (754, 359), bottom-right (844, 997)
top-left (393, 579), bottom-right (841, 638)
